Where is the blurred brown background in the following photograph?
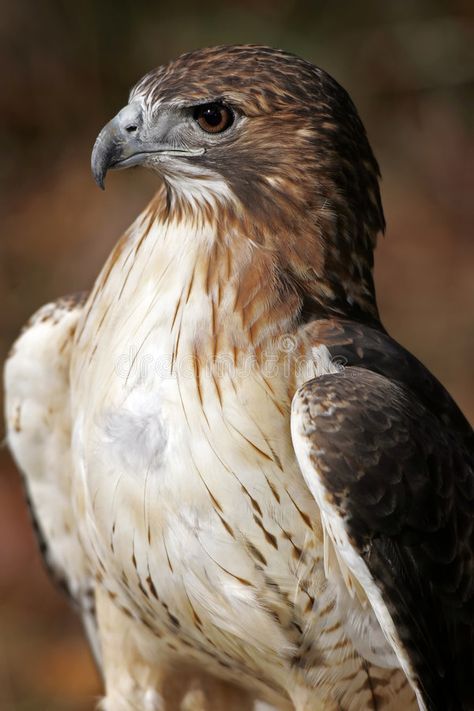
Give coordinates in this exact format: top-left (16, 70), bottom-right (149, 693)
top-left (1, 0), bottom-right (473, 709)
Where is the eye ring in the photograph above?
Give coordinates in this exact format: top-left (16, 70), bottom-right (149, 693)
top-left (193, 103), bottom-right (234, 134)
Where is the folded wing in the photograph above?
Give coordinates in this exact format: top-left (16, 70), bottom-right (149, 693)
top-left (291, 322), bottom-right (474, 711)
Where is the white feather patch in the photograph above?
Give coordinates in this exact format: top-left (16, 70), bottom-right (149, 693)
top-left (102, 389), bottom-right (168, 475)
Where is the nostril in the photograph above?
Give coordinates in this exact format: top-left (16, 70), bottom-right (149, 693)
top-left (125, 124), bottom-right (138, 133)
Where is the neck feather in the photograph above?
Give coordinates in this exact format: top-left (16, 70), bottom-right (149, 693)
top-left (98, 185), bottom-right (381, 365)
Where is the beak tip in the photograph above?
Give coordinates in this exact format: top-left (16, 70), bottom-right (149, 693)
top-left (91, 129), bottom-right (112, 191)
top-left (91, 158), bottom-right (106, 190)
top-left (96, 175), bottom-right (106, 191)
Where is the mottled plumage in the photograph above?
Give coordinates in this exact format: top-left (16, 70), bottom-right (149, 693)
top-left (4, 45), bottom-right (473, 711)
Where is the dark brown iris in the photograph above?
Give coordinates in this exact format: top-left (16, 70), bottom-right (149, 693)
top-left (193, 103), bottom-right (234, 134)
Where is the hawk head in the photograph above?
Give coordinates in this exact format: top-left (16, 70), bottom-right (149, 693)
top-left (92, 45), bottom-right (385, 322)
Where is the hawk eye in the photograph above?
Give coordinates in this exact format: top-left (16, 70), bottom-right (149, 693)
top-left (193, 103), bottom-right (234, 134)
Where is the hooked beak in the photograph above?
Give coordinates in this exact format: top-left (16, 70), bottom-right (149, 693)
top-left (91, 101), bottom-right (204, 189)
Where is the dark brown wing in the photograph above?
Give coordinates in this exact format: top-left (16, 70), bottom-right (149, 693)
top-left (292, 321), bottom-right (474, 711)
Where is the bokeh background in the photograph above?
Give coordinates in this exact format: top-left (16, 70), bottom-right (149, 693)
top-left (1, 0), bottom-right (473, 709)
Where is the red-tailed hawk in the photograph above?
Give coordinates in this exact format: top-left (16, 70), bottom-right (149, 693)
top-left (4, 45), bottom-right (474, 711)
